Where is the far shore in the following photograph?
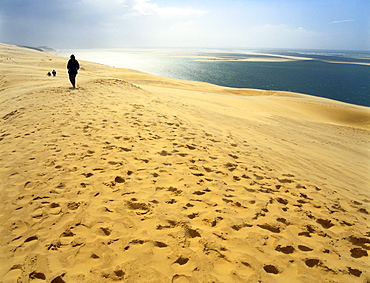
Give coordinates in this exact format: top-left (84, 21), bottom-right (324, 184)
top-left (156, 52), bottom-right (370, 66)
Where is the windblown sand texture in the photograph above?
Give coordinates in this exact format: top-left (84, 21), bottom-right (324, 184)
top-left (0, 43), bottom-right (369, 282)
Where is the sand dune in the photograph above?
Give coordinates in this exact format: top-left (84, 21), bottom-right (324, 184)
top-left (0, 43), bottom-right (369, 282)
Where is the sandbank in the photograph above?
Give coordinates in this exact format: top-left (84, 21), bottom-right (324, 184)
top-left (159, 51), bottom-right (370, 65)
top-left (0, 43), bottom-right (369, 282)
top-left (196, 57), bottom-right (295, 62)
top-left (158, 52), bottom-right (312, 62)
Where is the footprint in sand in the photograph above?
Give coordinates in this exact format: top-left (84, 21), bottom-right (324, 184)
top-left (184, 226), bottom-right (201, 238)
top-left (24, 181), bottom-right (36, 190)
top-left (257, 223), bottom-right (281, 233)
top-left (82, 172), bottom-right (94, 178)
top-left (187, 213), bottom-right (199, 219)
top-left (99, 227), bottom-right (112, 236)
top-left (276, 197), bottom-right (289, 205)
top-left (174, 256), bottom-right (189, 265)
top-left (31, 207), bottom-right (44, 220)
top-left (298, 245), bottom-right (313, 252)
top-left (316, 219), bottom-right (334, 229)
top-left (166, 187), bottom-right (182, 196)
top-left (154, 241), bottom-right (168, 248)
top-left (275, 245), bottom-right (295, 254)
top-left (29, 272), bottom-right (46, 280)
top-left (24, 235), bottom-right (38, 243)
top-left (114, 176), bottom-right (125, 183)
top-left (348, 267), bottom-right (363, 277)
top-left (350, 248), bottom-right (368, 258)
top-left (305, 259), bottom-right (321, 267)
top-left (49, 203), bottom-right (61, 214)
top-left (263, 264), bottom-right (280, 274)
top-left (67, 202), bottom-right (80, 210)
top-left (126, 200), bottom-right (151, 215)
top-left (225, 163), bottom-right (238, 172)
top-left (231, 223), bottom-right (253, 231)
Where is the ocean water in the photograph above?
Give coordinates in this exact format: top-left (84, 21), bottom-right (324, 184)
top-left (58, 49), bottom-right (370, 107)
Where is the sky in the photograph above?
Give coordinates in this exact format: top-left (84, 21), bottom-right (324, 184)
top-left (0, 0), bottom-right (369, 50)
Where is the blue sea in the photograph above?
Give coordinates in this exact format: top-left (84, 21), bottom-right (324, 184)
top-left (58, 48), bottom-right (370, 107)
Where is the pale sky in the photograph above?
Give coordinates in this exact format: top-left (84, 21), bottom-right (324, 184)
top-left (1, 0), bottom-right (369, 50)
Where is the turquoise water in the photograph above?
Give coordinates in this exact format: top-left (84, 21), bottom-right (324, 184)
top-left (59, 49), bottom-right (370, 107)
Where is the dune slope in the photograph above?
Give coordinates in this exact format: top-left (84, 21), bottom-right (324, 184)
top-left (0, 44), bottom-right (369, 282)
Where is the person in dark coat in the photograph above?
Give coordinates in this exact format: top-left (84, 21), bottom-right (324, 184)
top-left (67, 54), bottom-right (80, 88)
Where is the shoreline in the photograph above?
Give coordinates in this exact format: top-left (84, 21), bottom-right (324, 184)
top-left (1, 43), bottom-right (369, 282)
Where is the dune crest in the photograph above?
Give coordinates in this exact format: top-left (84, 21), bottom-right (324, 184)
top-left (0, 44), bottom-right (369, 282)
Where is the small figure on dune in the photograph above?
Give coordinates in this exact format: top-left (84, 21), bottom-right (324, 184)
top-left (47, 71), bottom-right (51, 76)
top-left (52, 70), bottom-right (56, 77)
top-left (67, 54), bottom-right (80, 88)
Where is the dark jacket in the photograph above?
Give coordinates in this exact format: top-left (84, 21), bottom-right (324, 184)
top-left (67, 59), bottom-right (80, 74)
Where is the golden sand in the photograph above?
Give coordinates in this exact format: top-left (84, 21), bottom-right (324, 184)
top-left (0, 43), bottom-right (369, 282)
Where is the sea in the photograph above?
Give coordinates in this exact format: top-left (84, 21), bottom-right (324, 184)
top-left (58, 48), bottom-right (370, 107)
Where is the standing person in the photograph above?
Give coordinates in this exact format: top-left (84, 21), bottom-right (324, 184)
top-left (67, 54), bottom-right (80, 88)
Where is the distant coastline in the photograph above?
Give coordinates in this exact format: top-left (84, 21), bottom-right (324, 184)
top-left (162, 49), bottom-right (370, 65)
top-left (18, 45), bottom-right (60, 54)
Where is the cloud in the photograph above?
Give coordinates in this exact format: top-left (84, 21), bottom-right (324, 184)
top-left (132, 0), bottom-right (158, 15)
top-left (330, 19), bottom-right (354, 24)
top-left (125, 0), bottom-right (206, 17)
top-left (3, 0), bottom-right (365, 50)
top-left (78, 0), bottom-right (206, 18)
top-left (156, 7), bottom-right (207, 18)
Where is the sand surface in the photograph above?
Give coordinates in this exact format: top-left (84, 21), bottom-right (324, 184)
top-left (0, 43), bottom-right (370, 282)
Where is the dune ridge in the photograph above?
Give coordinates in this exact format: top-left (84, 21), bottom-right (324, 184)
top-left (0, 43), bottom-right (369, 282)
